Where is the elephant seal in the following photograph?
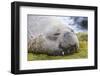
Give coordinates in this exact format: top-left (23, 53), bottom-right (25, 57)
top-left (28, 16), bottom-right (79, 56)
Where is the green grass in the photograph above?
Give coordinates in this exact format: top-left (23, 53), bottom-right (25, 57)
top-left (28, 32), bottom-right (88, 61)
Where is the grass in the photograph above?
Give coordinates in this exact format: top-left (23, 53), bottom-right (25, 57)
top-left (28, 32), bottom-right (88, 61)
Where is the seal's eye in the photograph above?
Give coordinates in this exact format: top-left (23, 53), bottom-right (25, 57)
top-left (54, 33), bottom-right (60, 36)
top-left (71, 29), bottom-right (74, 33)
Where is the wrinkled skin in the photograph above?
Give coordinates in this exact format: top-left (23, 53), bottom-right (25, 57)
top-left (28, 16), bottom-right (79, 56)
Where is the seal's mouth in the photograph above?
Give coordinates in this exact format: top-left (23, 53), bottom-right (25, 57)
top-left (59, 43), bottom-right (78, 55)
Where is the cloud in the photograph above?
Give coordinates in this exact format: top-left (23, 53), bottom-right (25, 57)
top-left (58, 16), bottom-right (88, 32)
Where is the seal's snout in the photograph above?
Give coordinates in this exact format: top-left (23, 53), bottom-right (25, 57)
top-left (58, 30), bottom-right (79, 55)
